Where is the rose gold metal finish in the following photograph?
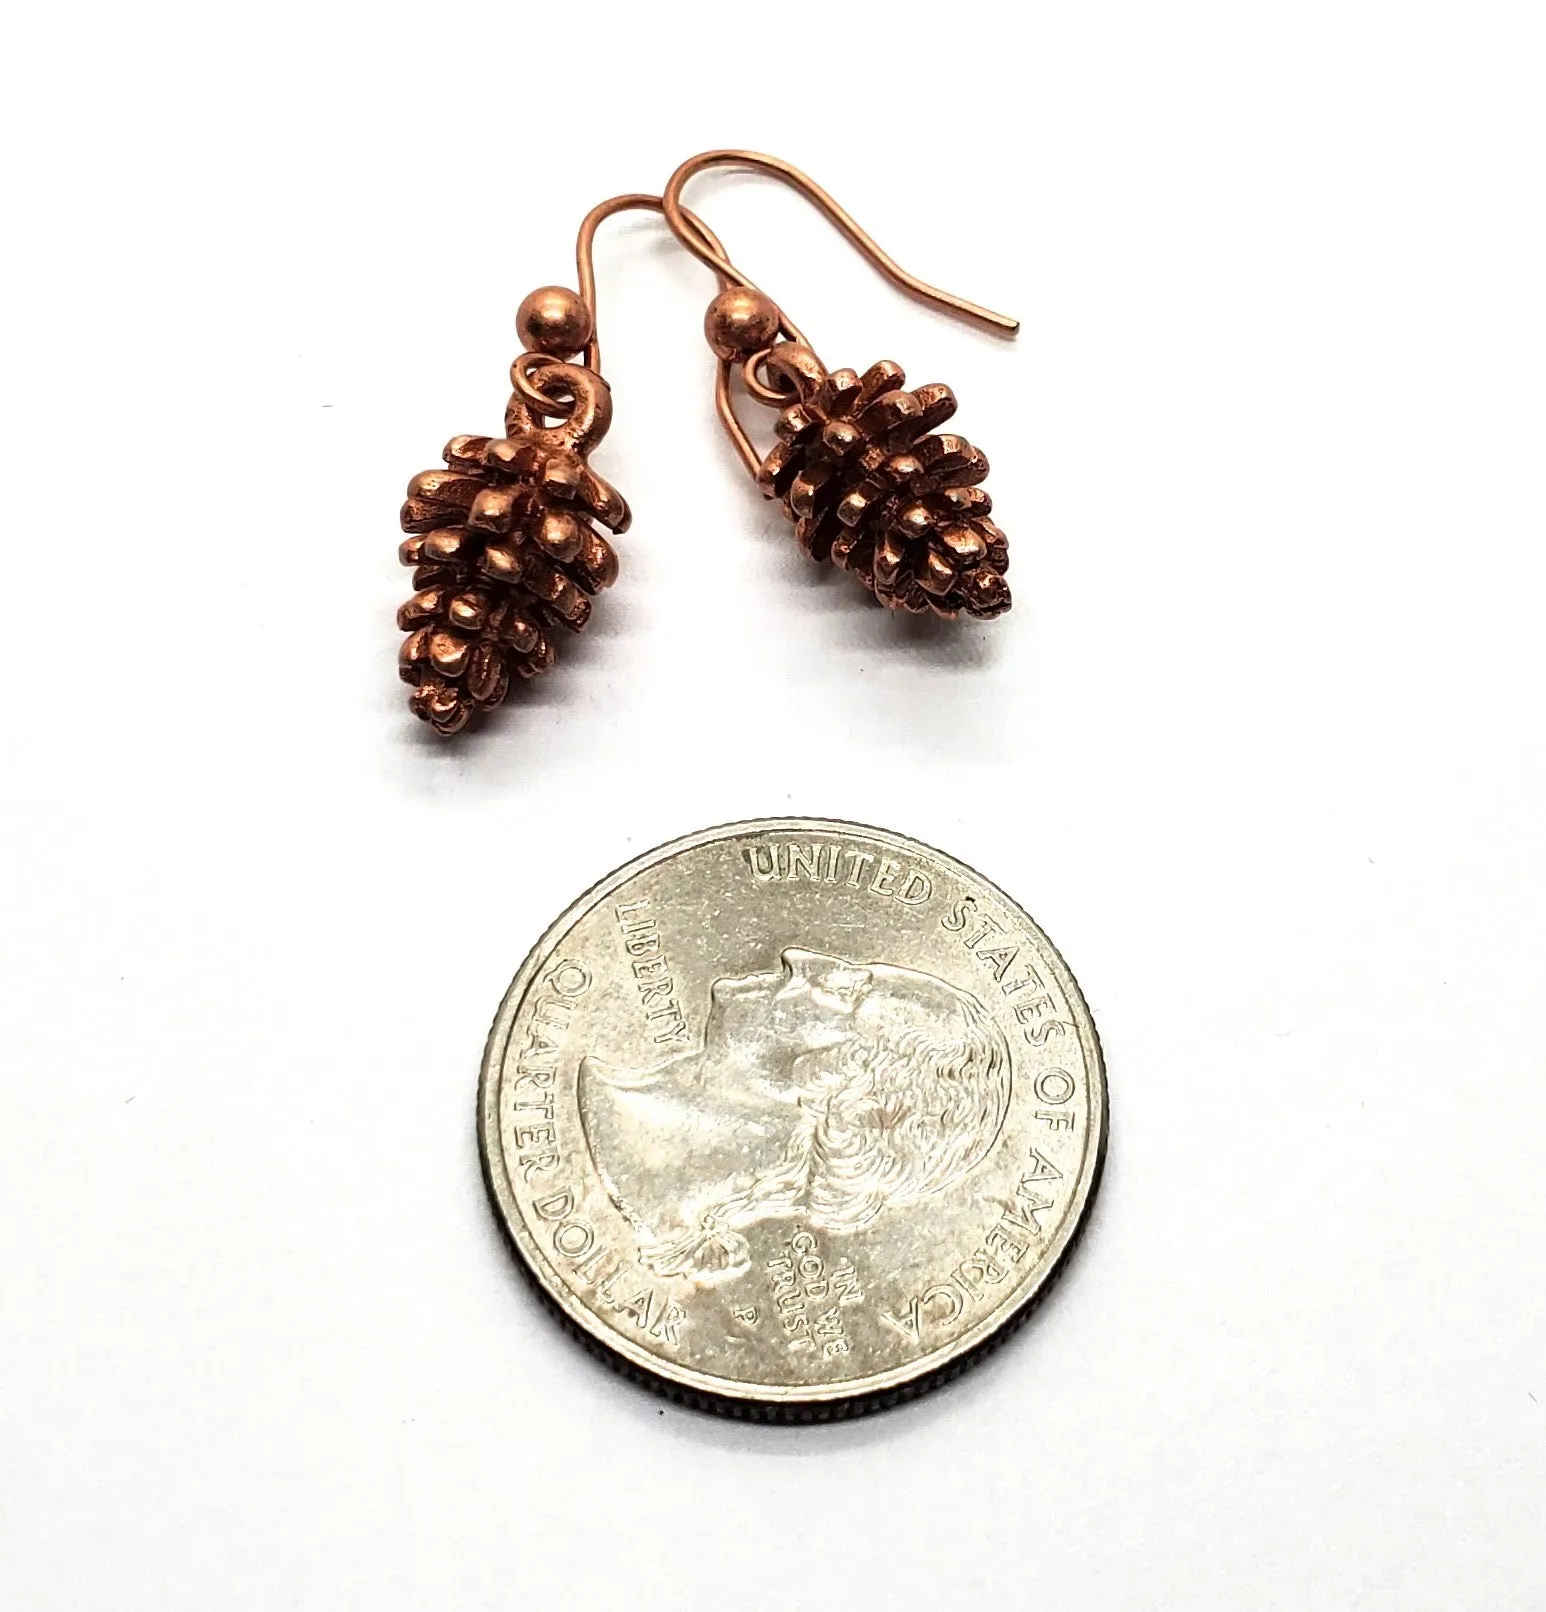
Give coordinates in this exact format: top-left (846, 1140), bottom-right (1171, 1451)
top-left (661, 149), bottom-right (1020, 338)
top-left (714, 359), bottom-right (760, 477)
top-left (574, 194), bottom-right (730, 374)
top-left (704, 286), bottom-right (782, 361)
top-left (397, 321), bottom-right (630, 735)
top-left (758, 355), bottom-right (1011, 619)
top-left (506, 196), bottom-right (733, 420)
top-left (515, 286), bottom-right (593, 359)
top-left (568, 193), bottom-right (774, 477)
top-left (395, 151), bottom-right (1021, 736)
top-left (662, 152), bottom-right (1017, 618)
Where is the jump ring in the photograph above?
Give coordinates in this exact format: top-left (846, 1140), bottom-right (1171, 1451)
top-left (742, 348), bottom-right (797, 407)
top-left (512, 350), bottom-right (579, 420)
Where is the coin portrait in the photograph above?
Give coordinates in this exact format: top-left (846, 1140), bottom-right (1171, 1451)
top-left (578, 948), bottom-right (1014, 1283)
top-left (479, 819), bottom-right (1106, 1416)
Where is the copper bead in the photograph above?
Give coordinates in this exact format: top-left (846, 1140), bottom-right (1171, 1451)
top-left (704, 286), bottom-right (782, 361)
top-left (516, 286), bottom-right (594, 359)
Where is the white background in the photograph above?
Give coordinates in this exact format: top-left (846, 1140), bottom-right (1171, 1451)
top-left (3, 3), bottom-right (1544, 1607)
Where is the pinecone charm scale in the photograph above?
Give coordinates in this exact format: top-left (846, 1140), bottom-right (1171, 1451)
top-left (396, 356), bottom-right (628, 735)
top-left (755, 345), bottom-right (1010, 620)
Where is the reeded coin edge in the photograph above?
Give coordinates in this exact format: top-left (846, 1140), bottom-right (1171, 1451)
top-left (477, 816), bottom-right (1108, 1415)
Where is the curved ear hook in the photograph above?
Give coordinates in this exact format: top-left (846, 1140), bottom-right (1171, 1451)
top-left (574, 193), bottom-right (733, 375)
top-left (512, 193), bottom-right (734, 426)
top-left (660, 149), bottom-right (1020, 339)
top-left (568, 194), bottom-right (771, 475)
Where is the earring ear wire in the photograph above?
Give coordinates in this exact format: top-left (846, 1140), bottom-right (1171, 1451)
top-left (394, 152), bottom-right (1021, 737)
top-left (660, 150), bottom-right (1019, 621)
top-left (662, 147), bottom-right (1019, 339)
top-left (395, 193), bottom-right (735, 737)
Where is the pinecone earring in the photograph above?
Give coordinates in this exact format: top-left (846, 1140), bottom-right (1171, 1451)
top-left (661, 151), bottom-right (1019, 620)
top-left (396, 287), bottom-right (626, 735)
top-left (395, 196), bottom-right (732, 736)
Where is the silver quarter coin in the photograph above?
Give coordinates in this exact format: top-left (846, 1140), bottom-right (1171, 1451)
top-left (478, 818), bottom-right (1106, 1417)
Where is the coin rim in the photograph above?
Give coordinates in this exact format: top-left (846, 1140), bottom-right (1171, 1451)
top-left (477, 816), bottom-right (1107, 1409)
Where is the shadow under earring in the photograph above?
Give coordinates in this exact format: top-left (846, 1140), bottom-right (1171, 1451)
top-left (663, 150), bottom-right (1019, 622)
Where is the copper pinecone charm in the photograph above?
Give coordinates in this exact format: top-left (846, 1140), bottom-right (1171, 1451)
top-left (756, 345), bottom-right (1010, 619)
top-left (396, 357), bottom-right (628, 735)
